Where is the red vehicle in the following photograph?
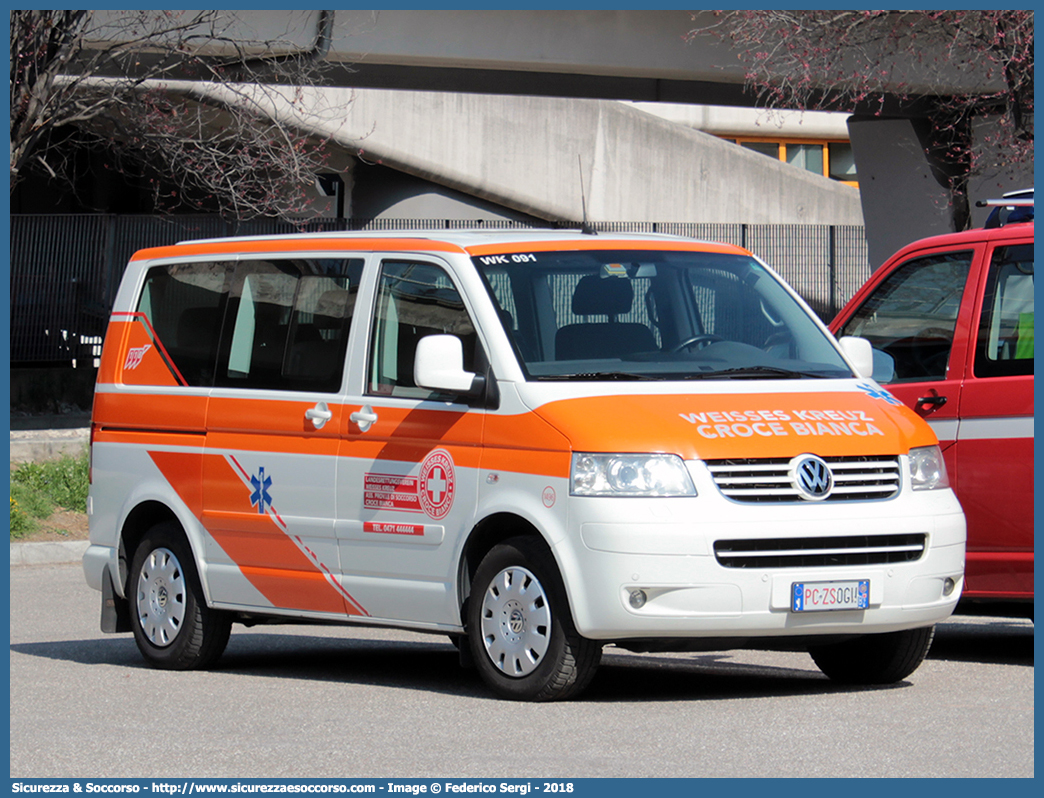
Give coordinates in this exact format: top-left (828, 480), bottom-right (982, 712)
top-left (831, 206), bottom-right (1033, 616)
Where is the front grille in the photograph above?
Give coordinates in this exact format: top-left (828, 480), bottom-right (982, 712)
top-left (705, 455), bottom-right (901, 503)
top-left (714, 533), bottom-right (926, 568)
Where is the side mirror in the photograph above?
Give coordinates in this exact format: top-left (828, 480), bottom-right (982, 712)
top-left (838, 336), bottom-right (875, 379)
top-left (870, 348), bottom-right (896, 384)
top-left (415, 335), bottom-right (481, 394)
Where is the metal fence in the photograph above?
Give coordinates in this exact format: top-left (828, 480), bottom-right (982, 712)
top-left (9, 214), bottom-right (870, 364)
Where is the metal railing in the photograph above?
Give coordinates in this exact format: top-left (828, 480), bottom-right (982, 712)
top-left (9, 214), bottom-right (870, 364)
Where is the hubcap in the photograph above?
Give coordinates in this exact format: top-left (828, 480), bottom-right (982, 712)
top-left (136, 547), bottom-right (187, 647)
top-left (480, 565), bottom-right (551, 677)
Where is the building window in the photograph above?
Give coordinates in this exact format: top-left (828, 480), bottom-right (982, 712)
top-left (786, 143), bottom-right (824, 175)
top-left (731, 138), bottom-right (858, 187)
top-left (739, 141), bottom-right (781, 159)
top-left (828, 143), bottom-right (858, 183)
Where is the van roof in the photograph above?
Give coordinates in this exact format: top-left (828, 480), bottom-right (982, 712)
top-left (129, 228), bottom-right (751, 261)
top-left (180, 228), bottom-right (730, 247)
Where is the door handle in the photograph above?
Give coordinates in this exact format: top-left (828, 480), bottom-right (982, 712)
top-left (350, 404), bottom-right (378, 433)
top-left (916, 394), bottom-right (948, 412)
top-left (305, 401), bottom-right (333, 429)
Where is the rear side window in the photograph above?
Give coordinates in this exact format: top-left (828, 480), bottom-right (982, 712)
top-left (136, 261), bottom-right (231, 386)
top-left (135, 258), bottom-right (361, 391)
top-left (838, 251), bottom-right (973, 383)
top-left (975, 243), bottom-right (1034, 378)
top-left (216, 259), bottom-right (362, 392)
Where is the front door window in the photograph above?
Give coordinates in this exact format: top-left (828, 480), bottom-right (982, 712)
top-left (367, 260), bottom-right (478, 399)
top-left (837, 251), bottom-right (974, 383)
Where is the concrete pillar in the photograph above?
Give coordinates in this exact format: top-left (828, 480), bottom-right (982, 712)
top-left (849, 114), bottom-right (1035, 269)
top-left (966, 114), bottom-right (1035, 228)
top-left (847, 116), bottom-right (955, 269)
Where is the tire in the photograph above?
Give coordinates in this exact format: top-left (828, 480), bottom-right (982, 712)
top-left (467, 537), bottom-right (601, 701)
top-left (129, 521), bottom-right (231, 670)
top-left (809, 626), bottom-right (935, 685)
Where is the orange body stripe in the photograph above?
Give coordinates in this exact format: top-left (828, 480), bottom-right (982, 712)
top-left (207, 395), bottom-right (345, 439)
top-left (97, 317), bottom-right (186, 387)
top-left (480, 411), bottom-right (571, 477)
top-left (127, 237), bottom-right (745, 264)
top-left (531, 392), bottom-right (936, 459)
top-left (200, 454), bottom-right (353, 615)
top-left (96, 321), bottom-right (132, 386)
top-left (146, 451), bottom-right (361, 617)
top-left (98, 390), bottom-right (934, 469)
top-left (93, 428), bottom-right (203, 448)
top-left (480, 446), bottom-right (571, 479)
top-left (342, 405), bottom-right (484, 470)
top-left (148, 451), bottom-right (204, 518)
top-left (465, 240), bottom-right (749, 256)
top-left (94, 391), bottom-right (208, 433)
top-left (237, 565), bottom-right (347, 613)
top-left (129, 237), bottom-right (467, 262)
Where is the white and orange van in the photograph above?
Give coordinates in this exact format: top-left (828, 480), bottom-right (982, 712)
top-left (84, 230), bottom-right (965, 700)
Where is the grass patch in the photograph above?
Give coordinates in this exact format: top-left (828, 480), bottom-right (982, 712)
top-left (10, 490), bottom-right (47, 538)
top-left (10, 452), bottom-right (89, 540)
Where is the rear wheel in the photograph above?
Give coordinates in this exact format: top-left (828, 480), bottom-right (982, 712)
top-left (129, 521), bottom-right (231, 670)
top-left (810, 626), bottom-right (935, 684)
top-left (467, 537), bottom-right (601, 701)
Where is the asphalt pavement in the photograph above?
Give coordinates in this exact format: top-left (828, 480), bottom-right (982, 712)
top-left (10, 562), bottom-right (1035, 778)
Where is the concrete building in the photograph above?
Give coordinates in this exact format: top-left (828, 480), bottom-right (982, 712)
top-left (223, 86), bottom-right (865, 226)
top-left (630, 104), bottom-right (858, 187)
top-left (75, 9), bottom-right (1032, 265)
top-left (19, 80), bottom-right (864, 228)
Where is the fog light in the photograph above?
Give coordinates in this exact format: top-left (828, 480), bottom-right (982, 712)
top-left (943, 577), bottom-right (956, 597)
top-left (629, 589), bottom-right (648, 609)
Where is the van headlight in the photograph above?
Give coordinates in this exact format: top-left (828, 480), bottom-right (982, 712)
top-left (571, 453), bottom-right (696, 497)
top-left (909, 445), bottom-right (950, 491)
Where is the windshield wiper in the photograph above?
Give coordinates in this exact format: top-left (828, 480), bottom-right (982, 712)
top-left (681, 366), bottom-right (836, 380)
top-left (537, 371), bottom-right (663, 381)
top-left (535, 367), bottom-right (840, 382)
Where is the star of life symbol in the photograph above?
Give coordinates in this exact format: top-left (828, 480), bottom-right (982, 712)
top-left (856, 381), bottom-right (903, 406)
top-left (250, 467), bottom-right (273, 514)
top-left (123, 344), bottom-right (152, 370)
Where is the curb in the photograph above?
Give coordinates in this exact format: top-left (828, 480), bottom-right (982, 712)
top-left (9, 428), bottom-right (89, 463)
top-left (10, 540), bottom-right (90, 567)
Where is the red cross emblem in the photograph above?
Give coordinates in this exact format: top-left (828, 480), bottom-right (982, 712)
top-left (418, 450), bottom-right (455, 520)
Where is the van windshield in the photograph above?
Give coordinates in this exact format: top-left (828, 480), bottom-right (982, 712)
top-left (474, 248), bottom-right (852, 381)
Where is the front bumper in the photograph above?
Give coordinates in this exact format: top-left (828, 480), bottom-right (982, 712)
top-left (557, 491), bottom-right (966, 641)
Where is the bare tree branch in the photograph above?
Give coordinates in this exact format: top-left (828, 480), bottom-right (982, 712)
top-left (687, 10), bottom-right (1033, 178)
top-left (10, 10), bottom-right (352, 219)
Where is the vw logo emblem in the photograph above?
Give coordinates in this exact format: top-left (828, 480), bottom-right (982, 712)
top-left (790, 454), bottom-right (834, 501)
top-left (509, 609), bottom-right (525, 634)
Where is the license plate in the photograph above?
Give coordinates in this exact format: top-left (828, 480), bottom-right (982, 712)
top-left (791, 580), bottom-right (870, 612)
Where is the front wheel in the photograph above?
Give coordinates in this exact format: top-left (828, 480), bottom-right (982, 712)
top-left (809, 626), bottom-right (935, 684)
top-left (129, 521), bottom-right (231, 670)
top-left (467, 537), bottom-right (601, 701)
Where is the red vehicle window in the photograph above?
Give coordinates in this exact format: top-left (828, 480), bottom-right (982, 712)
top-left (836, 251), bottom-right (973, 383)
top-left (974, 243), bottom-right (1034, 378)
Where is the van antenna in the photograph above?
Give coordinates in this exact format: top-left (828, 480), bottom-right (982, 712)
top-left (578, 155), bottom-right (597, 236)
